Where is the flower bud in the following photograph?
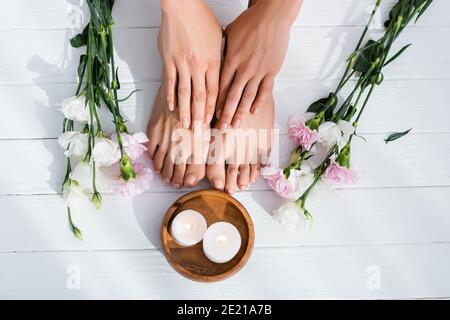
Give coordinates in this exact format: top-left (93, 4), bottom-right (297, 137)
top-left (336, 143), bottom-right (351, 168)
top-left (72, 226), bottom-right (84, 241)
top-left (117, 118), bottom-right (129, 134)
top-left (92, 192), bottom-right (102, 209)
top-left (289, 148), bottom-right (302, 164)
top-left (120, 154), bottom-right (137, 181)
top-left (305, 111), bottom-right (324, 130)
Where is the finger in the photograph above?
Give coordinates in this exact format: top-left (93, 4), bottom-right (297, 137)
top-left (205, 67), bottom-right (219, 124)
top-left (164, 62), bottom-right (177, 111)
top-left (231, 77), bottom-right (260, 128)
top-left (216, 61), bottom-right (236, 120)
top-left (191, 71), bottom-right (207, 128)
top-left (218, 74), bottom-right (248, 130)
top-left (251, 76), bottom-right (274, 115)
top-left (176, 62), bottom-right (191, 129)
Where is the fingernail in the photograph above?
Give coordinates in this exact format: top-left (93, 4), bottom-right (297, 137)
top-left (184, 174), bottom-right (197, 186)
top-left (221, 123), bottom-right (228, 131)
top-left (213, 178), bottom-right (224, 190)
top-left (253, 107), bottom-right (260, 115)
top-left (233, 119), bottom-right (241, 128)
top-left (168, 104), bottom-right (174, 111)
top-left (216, 109), bottom-right (222, 119)
top-left (205, 114), bottom-right (213, 124)
top-left (182, 117), bottom-right (189, 129)
top-left (163, 178), bottom-right (170, 184)
top-left (173, 183), bottom-right (181, 189)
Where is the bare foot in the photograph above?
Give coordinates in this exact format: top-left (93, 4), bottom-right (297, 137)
top-left (147, 83), bottom-right (209, 188)
top-left (206, 96), bottom-right (275, 193)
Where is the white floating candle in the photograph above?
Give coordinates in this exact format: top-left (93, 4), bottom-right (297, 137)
top-left (203, 222), bottom-right (242, 264)
top-left (170, 210), bottom-right (207, 246)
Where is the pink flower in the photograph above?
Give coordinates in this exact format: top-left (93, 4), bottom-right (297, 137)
top-left (111, 162), bottom-right (153, 197)
top-left (288, 113), bottom-right (318, 150)
top-left (261, 167), bottom-right (296, 200)
top-left (112, 132), bottom-right (149, 160)
top-left (323, 159), bottom-right (357, 184)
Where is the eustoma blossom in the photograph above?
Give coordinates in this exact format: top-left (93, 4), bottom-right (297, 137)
top-left (59, 0), bottom-right (153, 239)
top-left (263, 0), bottom-right (433, 234)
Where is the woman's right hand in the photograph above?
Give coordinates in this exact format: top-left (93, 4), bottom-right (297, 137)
top-left (159, 0), bottom-right (223, 129)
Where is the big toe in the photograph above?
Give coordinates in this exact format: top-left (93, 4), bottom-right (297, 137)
top-left (184, 164), bottom-right (206, 188)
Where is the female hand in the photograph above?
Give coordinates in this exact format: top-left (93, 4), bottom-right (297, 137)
top-left (216, 0), bottom-right (302, 130)
top-left (158, 0), bottom-right (222, 128)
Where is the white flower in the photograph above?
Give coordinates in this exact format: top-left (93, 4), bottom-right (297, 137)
top-left (70, 161), bottom-right (108, 193)
top-left (70, 161), bottom-right (94, 192)
top-left (273, 201), bottom-right (311, 234)
top-left (60, 96), bottom-right (90, 123)
top-left (58, 131), bottom-right (89, 158)
top-left (63, 181), bottom-right (88, 207)
top-left (318, 120), bottom-right (354, 148)
top-left (92, 137), bottom-right (120, 167)
top-left (289, 168), bottom-right (315, 200)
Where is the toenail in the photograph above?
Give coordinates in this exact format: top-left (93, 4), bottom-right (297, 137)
top-left (185, 175), bottom-right (197, 186)
top-left (213, 179), bottom-right (224, 190)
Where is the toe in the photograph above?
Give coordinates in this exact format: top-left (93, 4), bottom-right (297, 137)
top-left (184, 164), bottom-right (206, 188)
top-left (206, 164), bottom-right (226, 190)
top-left (172, 163), bottom-right (186, 189)
top-left (238, 164), bottom-right (250, 190)
top-left (153, 147), bottom-right (167, 173)
top-left (147, 141), bottom-right (158, 159)
top-left (225, 165), bottom-right (239, 194)
top-left (161, 156), bottom-right (174, 184)
top-left (250, 164), bottom-right (260, 184)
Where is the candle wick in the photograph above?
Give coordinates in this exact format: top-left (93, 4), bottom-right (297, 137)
top-left (216, 235), bottom-right (227, 245)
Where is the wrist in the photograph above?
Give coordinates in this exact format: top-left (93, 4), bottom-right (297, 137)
top-left (161, 0), bottom-right (204, 11)
top-left (254, 0), bottom-right (303, 25)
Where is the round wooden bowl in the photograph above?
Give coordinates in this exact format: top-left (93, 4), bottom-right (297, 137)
top-left (161, 189), bottom-right (255, 282)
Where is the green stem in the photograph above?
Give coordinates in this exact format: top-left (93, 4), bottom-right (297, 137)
top-left (335, 0), bottom-right (382, 93)
top-left (107, 24), bottom-right (125, 155)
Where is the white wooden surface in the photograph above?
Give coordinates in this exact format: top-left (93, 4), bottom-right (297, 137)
top-left (0, 0), bottom-right (449, 299)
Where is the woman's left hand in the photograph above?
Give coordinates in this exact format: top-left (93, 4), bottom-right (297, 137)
top-left (216, 0), bottom-right (302, 130)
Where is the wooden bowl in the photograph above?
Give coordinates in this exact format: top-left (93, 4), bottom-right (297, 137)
top-left (161, 189), bottom-right (255, 282)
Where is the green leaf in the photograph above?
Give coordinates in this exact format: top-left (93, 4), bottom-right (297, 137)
top-left (415, 0), bottom-right (433, 22)
top-left (70, 25), bottom-right (89, 48)
top-left (116, 89), bottom-right (142, 102)
top-left (384, 44), bottom-right (412, 67)
top-left (77, 54), bottom-right (87, 80)
top-left (306, 93), bottom-right (337, 114)
top-left (384, 128), bottom-right (412, 144)
top-left (353, 40), bottom-right (384, 74)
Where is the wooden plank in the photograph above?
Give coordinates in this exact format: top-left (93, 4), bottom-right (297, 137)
top-left (1, 26), bottom-right (448, 84)
top-left (1, 79), bottom-right (449, 139)
top-left (1, 0), bottom-right (447, 29)
top-left (0, 132), bottom-right (448, 195)
top-left (1, 243), bottom-right (449, 299)
top-left (1, 187), bottom-right (450, 252)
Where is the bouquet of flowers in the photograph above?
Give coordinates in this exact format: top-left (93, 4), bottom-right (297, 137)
top-left (262, 0), bottom-right (433, 233)
top-left (60, 0), bottom-right (152, 239)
